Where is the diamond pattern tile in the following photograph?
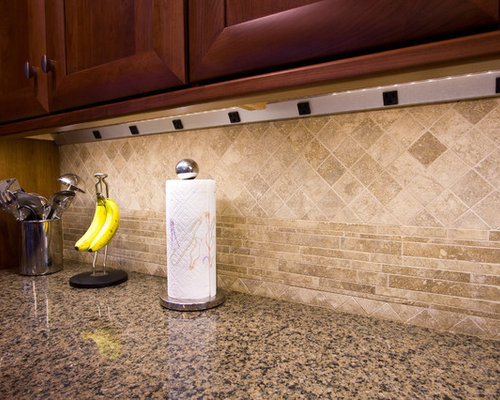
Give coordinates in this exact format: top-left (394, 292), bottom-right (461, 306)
top-left (59, 98), bottom-right (500, 230)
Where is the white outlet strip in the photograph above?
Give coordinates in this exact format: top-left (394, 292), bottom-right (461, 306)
top-left (54, 70), bottom-right (500, 145)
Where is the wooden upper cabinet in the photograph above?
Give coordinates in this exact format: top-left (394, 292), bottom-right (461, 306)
top-left (189, 0), bottom-right (500, 82)
top-left (0, 0), bottom-right (49, 123)
top-left (44, 0), bottom-right (187, 111)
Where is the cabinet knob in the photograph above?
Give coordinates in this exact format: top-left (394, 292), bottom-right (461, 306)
top-left (41, 55), bottom-right (54, 73)
top-left (24, 61), bottom-right (36, 79)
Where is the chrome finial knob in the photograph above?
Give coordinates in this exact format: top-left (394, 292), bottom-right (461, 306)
top-left (176, 159), bottom-right (199, 180)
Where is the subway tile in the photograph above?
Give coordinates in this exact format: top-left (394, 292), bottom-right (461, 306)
top-left (388, 275), bottom-right (500, 300)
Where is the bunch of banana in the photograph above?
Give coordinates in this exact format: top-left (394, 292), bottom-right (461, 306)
top-left (75, 196), bottom-right (120, 252)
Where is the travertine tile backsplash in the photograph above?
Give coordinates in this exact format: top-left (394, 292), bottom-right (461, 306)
top-left (60, 98), bottom-right (500, 339)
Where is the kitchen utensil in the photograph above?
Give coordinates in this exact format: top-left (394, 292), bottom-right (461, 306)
top-left (0, 189), bottom-right (20, 219)
top-left (47, 190), bottom-right (75, 220)
top-left (16, 191), bottom-right (46, 220)
top-left (58, 173), bottom-right (85, 193)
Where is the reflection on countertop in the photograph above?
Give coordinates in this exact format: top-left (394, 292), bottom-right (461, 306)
top-left (0, 264), bottom-right (498, 399)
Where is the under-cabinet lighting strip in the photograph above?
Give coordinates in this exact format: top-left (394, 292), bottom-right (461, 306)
top-left (54, 71), bottom-right (500, 145)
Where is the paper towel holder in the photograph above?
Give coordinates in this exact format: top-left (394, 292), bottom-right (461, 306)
top-left (160, 290), bottom-right (227, 311)
top-left (175, 159), bottom-right (199, 180)
top-left (161, 159), bottom-right (226, 311)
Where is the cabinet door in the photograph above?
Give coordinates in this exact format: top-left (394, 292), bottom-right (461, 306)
top-left (44, 0), bottom-right (186, 111)
top-left (189, 0), bottom-right (500, 82)
top-left (0, 0), bottom-right (48, 123)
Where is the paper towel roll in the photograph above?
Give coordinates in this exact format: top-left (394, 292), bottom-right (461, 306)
top-left (166, 179), bottom-right (216, 300)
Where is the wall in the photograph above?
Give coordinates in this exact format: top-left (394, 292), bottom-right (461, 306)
top-left (0, 138), bottom-right (60, 269)
top-left (60, 98), bottom-right (500, 339)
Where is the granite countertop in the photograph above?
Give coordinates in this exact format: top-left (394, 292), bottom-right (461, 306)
top-left (0, 264), bottom-right (498, 400)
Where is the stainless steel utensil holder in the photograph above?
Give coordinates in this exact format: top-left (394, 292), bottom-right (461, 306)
top-left (20, 218), bottom-right (63, 276)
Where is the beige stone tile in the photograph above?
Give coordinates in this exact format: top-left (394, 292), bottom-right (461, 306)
top-left (245, 173), bottom-right (270, 201)
top-left (271, 172), bottom-right (300, 203)
top-left (367, 133), bottom-right (404, 168)
top-left (315, 119), bottom-right (344, 152)
top-left (403, 241), bottom-right (500, 264)
top-left (408, 131), bottom-right (447, 167)
top-left (302, 115), bottom-right (330, 135)
top-left (405, 173), bottom-right (444, 206)
top-left (272, 119), bottom-right (299, 137)
top-left (333, 136), bottom-right (364, 167)
top-left (382, 264), bottom-right (470, 282)
top-left (426, 190), bottom-right (469, 227)
top-left (350, 153), bottom-right (382, 186)
top-left (333, 206), bottom-right (362, 224)
top-left (332, 172), bottom-right (365, 204)
top-left (366, 108), bottom-right (402, 130)
top-left (473, 191), bottom-right (500, 229)
top-left (387, 189), bottom-right (424, 225)
top-left (451, 210), bottom-right (489, 229)
top-left (301, 170), bottom-right (332, 204)
top-left (273, 139), bottom-right (300, 168)
top-left (315, 189), bottom-right (346, 219)
top-left (304, 204), bottom-right (327, 221)
top-left (454, 98), bottom-right (497, 124)
top-left (451, 127), bottom-right (496, 167)
top-left (350, 117), bottom-right (384, 150)
top-left (336, 297), bottom-right (368, 315)
top-left (316, 155), bottom-right (345, 186)
top-left (233, 187), bottom-right (257, 215)
top-left (341, 237), bottom-right (401, 255)
top-left (475, 148), bottom-right (500, 188)
top-left (426, 150), bottom-right (470, 189)
top-left (286, 156), bottom-right (315, 184)
top-left (490, 231), bottom-right (500, 241)
top-left (355, 297), bottom-right (385, 315)
top-left (370, 303), bottom-right (403, 321)
top-left (332, 112), bottom-right (365, 135)
top-left (369, 208), bottom-right (400, 225)
top-left (357, 270), bottom-right (388, 286)
top-left (475, 104), bottom-right (500, 146)
top-left (259, 156), bottom-right (288, 184)
top-left (449, 317), bottom-right (488, 337)
top-left (286, 191), bottom-right (315, 219)
top-left (451, 170), bottom-right (493, 208)
top-left (387, 151), bottom-right (426, 187)
top-left (410, 102), bottom-right (452, 128)
top-left (349, 189), bottom-right (385, 222)
top-left (387, 111), bottom-right (426, 147)
top-left (430, 109), bottom-right (473, 147)
top-left (369, 171), bottom-right (402, 205)
top-left (388, 275), bottom-right (500, 300)
top-left (289, 124), bottom-right (331, 169)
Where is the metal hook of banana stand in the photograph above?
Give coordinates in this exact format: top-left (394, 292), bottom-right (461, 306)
top-left (69, 173), bottom-right (128, 288)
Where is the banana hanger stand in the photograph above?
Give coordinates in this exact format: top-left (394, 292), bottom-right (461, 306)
top-left (69, 173), bottom-right (128, 288)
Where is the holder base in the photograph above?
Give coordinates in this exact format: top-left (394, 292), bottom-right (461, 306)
top-left (160, 289), bottom-right (226, 311)
top-left (69, 269), bottom-right (128, 288)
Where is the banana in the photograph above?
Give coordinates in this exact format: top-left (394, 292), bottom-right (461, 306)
top-left (75, 197), bottom-right (107, 252)
top-left (88, 197), bottom-right (120, 252)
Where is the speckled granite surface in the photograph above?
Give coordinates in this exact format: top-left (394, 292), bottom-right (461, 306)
top-left (0, 264), bottom-right (498, 400)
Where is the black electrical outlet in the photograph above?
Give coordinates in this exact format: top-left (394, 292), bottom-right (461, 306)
top-left (172, 119), bottom-right (184, 130)
top-left (383, 90), bottom-right (398, 106)
top-left (297, 101), bottom-right (311, 115)
top-left (92, 130), bottom-right (102, 139)
top-left (228, 111), bottom-right (241, 123)
top-left (496, 77), bottom-right (500, 94)
top-left (129, 125), bottom-right (139, 135)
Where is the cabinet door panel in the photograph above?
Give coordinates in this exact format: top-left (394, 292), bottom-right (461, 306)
top-left (0, 0), bottom-right (48, 123)
top-left (46, 0), bottom-right (186, 111)
top-left (189, 0), bottom-right (500, 82)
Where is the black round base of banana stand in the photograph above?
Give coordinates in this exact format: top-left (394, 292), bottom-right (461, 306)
top-left (69, 269), bottom-right (128, 288)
